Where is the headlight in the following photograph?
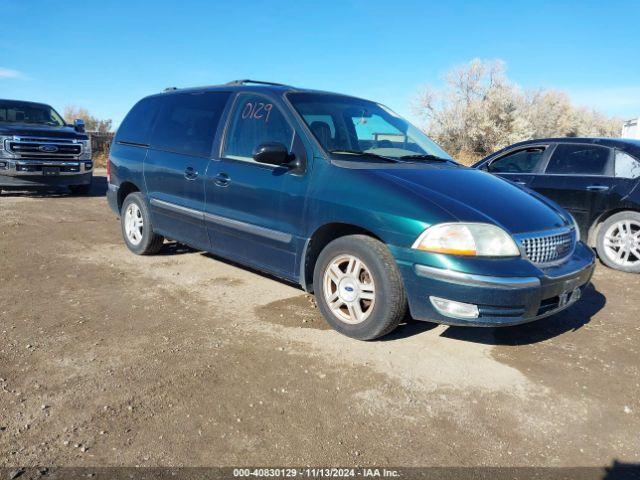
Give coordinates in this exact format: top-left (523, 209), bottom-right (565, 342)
top-left (570, 214), bottom-right (581, 242)
top-left (79, 139), bottom-right (92, 160)
top-left (0, 135), bottom-right (13, 158)
top-left (412, 223), bottom-right (520, 257)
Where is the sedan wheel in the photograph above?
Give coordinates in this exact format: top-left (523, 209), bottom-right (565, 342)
top-left (603, 219), bottom-right (640, 267)
top-left (597, 211), bottom-right (640, 273)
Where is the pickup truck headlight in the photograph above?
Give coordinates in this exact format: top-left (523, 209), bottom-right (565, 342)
top-left (0, 135), bottom-right (13, 158)
top-left (412, 222), bottom-right (520, 257)
top-left (79, 139), bottom-right (92, 160)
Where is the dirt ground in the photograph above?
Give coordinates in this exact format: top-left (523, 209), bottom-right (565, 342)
top-left (1, 171), bottom-right (639, 468)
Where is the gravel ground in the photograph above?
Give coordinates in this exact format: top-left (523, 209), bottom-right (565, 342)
top-left (0, 172), bottom-right (638, 469)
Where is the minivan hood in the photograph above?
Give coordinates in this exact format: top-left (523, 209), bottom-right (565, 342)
top-left (374, 164), bottom-right (568, 234)
top-left (0, 123), bottom-right (88, 140)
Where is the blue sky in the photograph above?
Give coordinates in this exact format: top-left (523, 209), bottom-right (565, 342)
top-left (1, 0), bottom-right (639, 126)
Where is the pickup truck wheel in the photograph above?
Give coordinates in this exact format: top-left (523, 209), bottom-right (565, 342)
top-left (596, 211), bottom-right (640, 273)
top-left (121, 192), bottom-right (164, 255)
top-left (69, 183), bottom-right (91, 195)
top-left (313, 235), bottom-right (407, 340)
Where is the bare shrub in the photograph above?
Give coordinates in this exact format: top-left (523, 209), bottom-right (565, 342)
top-left (413, 59), bottom-right (622, 165)
top-left (63, 106), bottom-right (112, 133)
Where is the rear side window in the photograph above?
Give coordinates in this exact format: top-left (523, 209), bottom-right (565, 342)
top-left (615, 150), bottom-right (640, 179)
top-left (545, 144), bottom-right (611, 175)
top-left (116, 96), bottom-right (162, 146)
top-left (488, 147), bottom-right (545, 173)
top-left (151, 92), bottom-right (230, 157)
top-left (223, 94), bottom-right (293, 162)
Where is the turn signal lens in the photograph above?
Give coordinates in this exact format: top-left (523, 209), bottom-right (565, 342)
top-left (412, 223), bottom-right (520, 257)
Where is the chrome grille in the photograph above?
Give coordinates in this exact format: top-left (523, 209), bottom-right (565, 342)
top-left (519, 228), bottom-right (575, 265)
top-left (6, 136), bottom-right (83, 159)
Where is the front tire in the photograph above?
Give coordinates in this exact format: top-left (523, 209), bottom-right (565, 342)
top-left (120, 192), bottom-right (164, 255)
top-left (313, 235), bottom-right (407, 340)
top-left (596, 211), bottom-right (640, 273)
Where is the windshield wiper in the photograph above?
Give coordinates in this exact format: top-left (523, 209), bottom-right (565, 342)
top-left (329, 149), bottom-right (399, 163)
top-left (398, 154), bottom-right (451, 162)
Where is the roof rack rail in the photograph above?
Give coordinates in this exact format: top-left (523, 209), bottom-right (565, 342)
top-left (164, 87), bottom-right (178, 92)
top-left (225, 79), bottom-right (290, 87)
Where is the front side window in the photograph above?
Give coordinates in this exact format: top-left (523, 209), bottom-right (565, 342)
top-left (615, 150), bottom-right (640, 179)
top-left (150, 92), bottom-right (230, 157)
top-left (288, 92), bottom-right (452, 161)
top-left (223, 94), bottom-right (293, 162)
top-left (545, 144), bottom-right (611, 176)
top-left (0, 100), bottom-right (65, 127)
top-left (488, 147), bottom-right (545, 173)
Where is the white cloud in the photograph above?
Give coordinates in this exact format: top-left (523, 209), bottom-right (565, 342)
top-left (0, 67), bottom-right (26, 79)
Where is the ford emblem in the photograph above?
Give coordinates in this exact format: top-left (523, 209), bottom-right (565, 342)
top-left (344, 286), bottom-right (354, 292)
top-left (39, 145), bottom-right (59, 153)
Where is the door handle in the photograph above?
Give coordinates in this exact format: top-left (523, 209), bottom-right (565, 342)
top-left (514, 181), bottom-right (527, 186)
top-left (214, 172), bottom-right (230, 187)
top-left (184, 166), bottom-right (198, 180)
top-left (586, 185), bottom-right (610, 192)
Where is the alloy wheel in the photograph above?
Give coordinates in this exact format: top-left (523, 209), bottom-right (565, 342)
top-left (323, 254), bottom-right (376, 324)
top-left (124, 203), bottom-right (144, 246)
top-left (603, 219), bottom-right (640, 267)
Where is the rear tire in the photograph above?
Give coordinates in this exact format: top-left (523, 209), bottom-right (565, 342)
top-left (596, 211), bottom-right (640, 273)
top-left (121, 192), bottom-right (164, 255)
top-left (313, 235), bottom-right (407, 340)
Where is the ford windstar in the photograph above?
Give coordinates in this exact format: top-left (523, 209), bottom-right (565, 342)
top-left (107, 80), bottom-right (595, 340)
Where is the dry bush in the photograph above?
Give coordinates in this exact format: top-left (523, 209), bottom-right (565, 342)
top-left (92, 151), bottom-right (109, 168)
top-left (63, 105), bottom-right (113, 133)
top-left (413, 59), bottom-right (622, 161)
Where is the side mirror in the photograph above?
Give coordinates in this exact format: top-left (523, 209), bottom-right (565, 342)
top-left (74, 119), bottom-right (85, 132)
top-left (253, 142), bottom-right (292, 167)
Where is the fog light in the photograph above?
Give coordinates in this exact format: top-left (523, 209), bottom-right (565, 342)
top-left (570, 287), bottom-right (581, 303)
top-left (84, 161), bottom-right (93, 170)
top-left (430, 296), bottom-right (479, 319)
top-left (0, 161), bottom-right (6, 169)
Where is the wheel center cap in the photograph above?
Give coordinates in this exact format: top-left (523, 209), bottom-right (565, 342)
top-left (338, 278), bottom-right (359, 302)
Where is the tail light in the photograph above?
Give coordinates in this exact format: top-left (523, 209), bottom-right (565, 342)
top-left (106, 156), bottom-right (111, 183)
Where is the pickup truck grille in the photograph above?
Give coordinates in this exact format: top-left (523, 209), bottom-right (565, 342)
top-left (6, 137), bottom-right (83, 159)
top-left (519, 228), bottom-right (575, 265)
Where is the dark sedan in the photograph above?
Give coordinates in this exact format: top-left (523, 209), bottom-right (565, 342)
top-left (474, 138), bottom-right (640, 273)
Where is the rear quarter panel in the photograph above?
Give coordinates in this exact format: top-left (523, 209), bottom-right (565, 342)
top-left (109, 142), bottom-right (148, 193)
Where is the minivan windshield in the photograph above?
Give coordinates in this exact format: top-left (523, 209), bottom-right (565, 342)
top-left (288, 92), bottom-right (453, 162)
top-left (0, 100), bottom-right (66, 127)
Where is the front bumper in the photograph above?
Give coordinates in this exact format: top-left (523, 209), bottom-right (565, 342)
top-left (0, 159), bottom-right (93, 188)
top-left (396, 242), bottom-right (596, 327)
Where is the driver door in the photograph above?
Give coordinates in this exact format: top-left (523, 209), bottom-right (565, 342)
top-left (482, 145), bottom-right (550, 188)
top-left (203, 93), bottom-right (311, 280)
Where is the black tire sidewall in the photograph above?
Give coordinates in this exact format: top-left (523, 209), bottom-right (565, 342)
top-left (121, 192), bottom-right (158, 255)
top-left (596, 211), bottom-right (640, 273)
top-left (313, 235), bottom-right (406, 340)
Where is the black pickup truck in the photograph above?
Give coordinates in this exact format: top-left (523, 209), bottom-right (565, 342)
top-left (0, 99), bottom-right (93, 194)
